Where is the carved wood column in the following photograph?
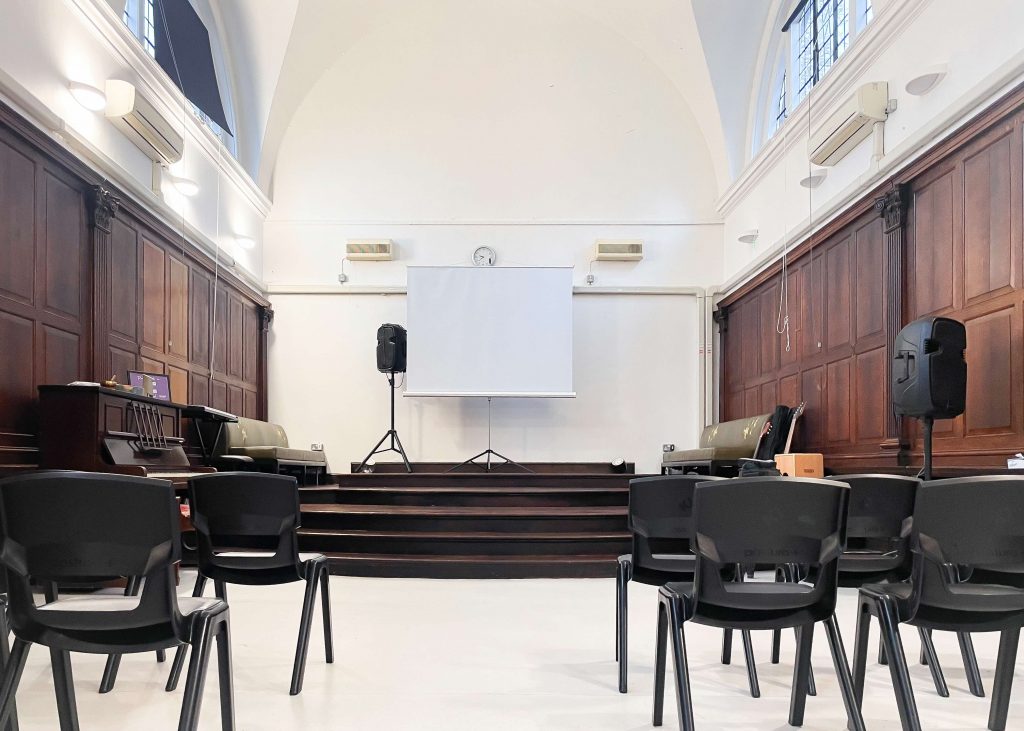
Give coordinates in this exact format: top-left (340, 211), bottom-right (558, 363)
top-left (258, 305), bottom-right (274, 420)
top-left (875, 183), bottom-right (910, 451)
top-left (88, 184), bottom-right (120, 381)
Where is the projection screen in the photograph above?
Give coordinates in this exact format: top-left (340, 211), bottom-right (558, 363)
top-left (405, 266), bottom-right (575, 398)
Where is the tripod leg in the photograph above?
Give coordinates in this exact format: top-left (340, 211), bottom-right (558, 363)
top-left (391, 430), bottom-right (412, 473)
top-left (356, 431), bottom-right (391, 473)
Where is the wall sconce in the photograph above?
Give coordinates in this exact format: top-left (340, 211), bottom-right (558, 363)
top-left (737, 229), bottom-right (759, 245)
top-left (800, 170), bottom-right (827, 188)
top-left (905, 65), bottom-right (947, 96)
top-left (68, 81), bottom-right (107, 111)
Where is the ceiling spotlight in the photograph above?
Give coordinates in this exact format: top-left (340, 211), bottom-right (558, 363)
top-left (168, 174), bottom-right (199, 197)
top-left (905, 65), bottom-right (947, 96)
top-left (737, 229), bottom-right (759, 245)
top-left (800, 170), bottom-right (827, 188)
top-left (68, 81), bottom-right (107, 112)
top-left (235, 236), bottom-right (256, 250)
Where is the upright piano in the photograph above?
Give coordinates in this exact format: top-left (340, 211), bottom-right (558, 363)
top-left (38, 384), bottom-right (215, 485)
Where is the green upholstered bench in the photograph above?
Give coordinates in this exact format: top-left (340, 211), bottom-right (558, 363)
top-left (210, 417), bottom-right (328, 484)
top-left (661, 413), bottom-right (771, 476)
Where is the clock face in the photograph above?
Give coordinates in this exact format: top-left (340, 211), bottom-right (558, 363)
top-left (473, 246), bottom-right (496, 266)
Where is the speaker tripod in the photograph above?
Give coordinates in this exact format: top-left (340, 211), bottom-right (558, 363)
top-left (357, 373), bottom-right (411, 473)
top-left (448, 397), bottom-right (532, 473)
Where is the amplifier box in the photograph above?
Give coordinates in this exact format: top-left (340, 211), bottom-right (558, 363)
top-left (774, 453), bottom-right (824, 478)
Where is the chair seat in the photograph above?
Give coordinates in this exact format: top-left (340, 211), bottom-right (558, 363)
top-left (214, 551), bottom-right (324, 562)
top-left (39, 595), bottom-right (221, 616)
top-left (840, 551), bottom-right (903, 574)
top-left (864, 580), bottom-right (1024, 617)
top-left (662, 447), bottom-right (751, 464)
top-left (620, 553), bottom-right (695, 585)
top-left (664, 578), bottom-right (818, 613)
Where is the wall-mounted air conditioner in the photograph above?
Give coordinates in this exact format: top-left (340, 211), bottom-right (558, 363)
top-left (104, 80), bottom-right (184, 165)
top-left (594, 239), bottom-right (644, 261)
top-left (808, 82), bottom-right (888, 167)
top-left (346, 239), bottom-right (394, 260)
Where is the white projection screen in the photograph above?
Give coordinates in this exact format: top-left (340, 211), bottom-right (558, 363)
top-left (405, 266), bottom-right (575, 398)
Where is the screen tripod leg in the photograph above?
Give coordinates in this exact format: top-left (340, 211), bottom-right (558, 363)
top-left (391, 430), bottom-right (412, 472)
top-left (356, 431), bottom-right (391, 473)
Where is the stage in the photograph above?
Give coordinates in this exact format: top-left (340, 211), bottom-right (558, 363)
top-left (297, 463), bottom-right (637, 579)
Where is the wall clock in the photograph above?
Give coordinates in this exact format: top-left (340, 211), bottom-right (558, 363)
top-left (473, 245), bottom-right (497, 267)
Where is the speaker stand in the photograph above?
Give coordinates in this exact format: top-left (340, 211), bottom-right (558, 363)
top-left (448, 397), bottom-right (533, 473)
top-left (357, 373), bottom-right (411, 473)
top-left (920, 415), bottom-right (934, 481)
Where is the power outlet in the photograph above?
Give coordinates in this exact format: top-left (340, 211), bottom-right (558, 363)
top-left (662, 443), bottom-right (676, 453)
top-left (311, 443), bottom-right (324, 451)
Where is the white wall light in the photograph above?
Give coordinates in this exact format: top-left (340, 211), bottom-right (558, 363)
top-left (737, 229), bottom-right (759, 245)
top-left (167, 173), bottom-right (199, 197)
top-left (68, 81), bottom-right (106, 112)
top-left (905, 65), bottom-right (947, 96)
top-left (800, 170), bottom-right (827, 188)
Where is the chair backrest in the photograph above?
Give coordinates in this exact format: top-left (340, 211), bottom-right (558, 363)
top-left (188, 472), bottom-right (302, 576)
top-left (213, 417), bottom-right (290, 455)
top-left (833, 474), bottom-right (919, 540)
top-left (697, 415), bottom-right (769, 450)
top-left (910, 476), bottom-right (1024, 611)
top-left (692, 477), bottom-right (849, 612)
top-left (0, 472), bottom-right (181, 640)
top-left (628, 475), bottom-right (725, 569)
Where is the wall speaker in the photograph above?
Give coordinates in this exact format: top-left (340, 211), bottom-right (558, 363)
top-left (376, 324), bottom-right (407, 374)
top-left (891, 316), bottom-right (966, 419)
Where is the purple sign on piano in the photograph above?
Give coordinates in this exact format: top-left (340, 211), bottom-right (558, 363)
top-left (128, 371), bottom-right (172, 401)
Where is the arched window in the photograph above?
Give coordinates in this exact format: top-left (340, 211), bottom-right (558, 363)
top-left (122, 0), bottom-right (237, 156)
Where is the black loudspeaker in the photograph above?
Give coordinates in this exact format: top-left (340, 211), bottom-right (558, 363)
top-left (891, 316), bottom-right (966, 419)
top-left (376, 324), bottom-right (407, 373)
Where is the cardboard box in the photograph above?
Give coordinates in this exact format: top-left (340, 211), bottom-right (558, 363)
top-left (774, 453), bottom-right (824, 478)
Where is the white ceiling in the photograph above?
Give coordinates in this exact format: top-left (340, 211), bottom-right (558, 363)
top-left (210, 0), bottom-right (773, 198)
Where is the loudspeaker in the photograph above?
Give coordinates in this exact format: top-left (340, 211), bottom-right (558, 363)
top-left (376, 324), bottom-right (407, 373)
top-left (891, 316), bottom-right (966, 419)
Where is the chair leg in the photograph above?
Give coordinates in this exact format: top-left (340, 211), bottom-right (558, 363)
top-left (319, 565), bottom-right (334, 664)
top-left (851, 598), bottom-right (872, 731)
top-left (721, 629), bottom-right (733, 665)
top-left (653, 600), bottom-right (668, 727)
top-left (177, 615), bottom-right (216, 731)
top-left (918, 627), bottom-right (949, 697)
top-left (0, 640), bottom-right (29, 731)
top-left (290, 563), bottom-right (320, 695)
top-left (741, 630), bottom-right (760, 698)
top-left (167, 574), bottom-right (209, 692)
top-left (0, 601), bottom-right (19, 731)
top-left (988, 627), bottom-right (1019, 731)
top-left (157, 650), bottom-right (166, 663)
top-left (959, 632), bottom-right (985, 698)
top-left (792, 626), bottom-right (817, 696)
top-left (789, 622), bottom-right (816, 727)
top-left (666, 596), bottom-right (695, 731)
top-left (215, 614), bottom-right (235, 731)
top-left (616, 560), bottom-right (628, 693)
top-left (878, 635), bottom-right (888, 665)
top-left (100, 575), bottom-right (143, 693)
top-left (771, 568), bottom-right (784, 664)
top-left (825, 614), bottom-right (866, 731)
top-left (877, 597), bottom-right (922, 731)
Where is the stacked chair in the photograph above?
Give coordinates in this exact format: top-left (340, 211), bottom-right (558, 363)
top-left (0, 472), bottom-right (234, 731)
top-left (617, 475), bottom-right (760, 696)
top-left (851, 476), bottom-right (1024, 731)
top-left (651, 476), bottom-right (866, 731)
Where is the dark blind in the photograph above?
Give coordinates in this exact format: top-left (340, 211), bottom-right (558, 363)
top-left (154, 0), bottom-right (232, 134)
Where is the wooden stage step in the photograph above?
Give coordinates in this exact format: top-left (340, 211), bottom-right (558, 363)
top-left (319, 552), bottom-right (619, 579)
top-left (298, 465), bottom-right (635, 579)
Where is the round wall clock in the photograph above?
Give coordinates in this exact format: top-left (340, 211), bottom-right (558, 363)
top-left (472, 245), bottom-right (497, 266)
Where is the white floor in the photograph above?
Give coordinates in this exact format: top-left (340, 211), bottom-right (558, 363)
top-left (10, 573), bottom-right (1022, 730)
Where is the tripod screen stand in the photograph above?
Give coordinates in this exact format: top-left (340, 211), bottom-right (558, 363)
top-left (448, 397), bottom-right (533, 473)
top-left (357, 373), bottom-right (411, 473)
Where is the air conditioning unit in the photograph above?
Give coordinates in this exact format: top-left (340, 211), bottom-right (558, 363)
top-left (808, 82), bottom-right (888, 167)
top-left (594, 239), bottom-right (644, 261)
top-left (346, 239), bottom-right (394, 261)
top-left (104, 80), bottom-right (184, 165)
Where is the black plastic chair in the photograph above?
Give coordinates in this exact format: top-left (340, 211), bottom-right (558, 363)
top-left (0, 472), bottom-right (233, 731)
top-left (164, 473), bottom-right (333, 696)
top-left (617, 476), bottom-right (760, 696)
top-left (851, 476), bottom-right (1024, 731)
top-left (652, 477), bottom-right (865, 731)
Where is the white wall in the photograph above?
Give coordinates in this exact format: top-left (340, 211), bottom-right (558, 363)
top-left (0, 0), bottom-right (268, 278)
top-left (720, 0), bottom-right (1024, 284)
top-left (264, 0), bottom-right (722, 472)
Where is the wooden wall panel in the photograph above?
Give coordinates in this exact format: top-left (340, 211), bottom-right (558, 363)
top-left (167, 364), bottom-right (189, 405)
top-left (228, 296), bottom-right (243, 378)
top-left (43, 174), bottom-right (83, 320)
top-left (0, 312), bottom-right (35, 436)
top-left (242, 305), bottom-right (258, 383)
top-left (227, 384), bottom-right (243, 417)
top-left (109, 221), bottom-right (138, 342)
top-left (167, 255), bottom-right (189, 360)
top-left (243, 389), bottom-right (258, 419)
top-left (721, 89), bottom-right (1024, 471)
top-left (0, 140), bottom-right (35, 307)
top-left (141, 238), bottom-right (166, 353)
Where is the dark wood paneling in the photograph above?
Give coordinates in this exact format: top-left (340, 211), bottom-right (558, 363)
top-left (963, 131), bottom-right (1014, 304)
top-left (825, 359), bottom-right (851, 445)
top-left (168, 364), bottom-right (189, 405)
top-left (43, 174), bottom-right (83, 320)
top-left (190, 269), bottom-right (211, 367)
top-left (243, 305), bottom-right (258, 383)
top-left (227, 384), bottom-right (243, 417)
top-left (167, 255), bottom-right (189, 359)
top-left (0, 138), bottom-right (35, 307)
top-left (109, 220), bottom-right (138, 342)
top-left (210, 379), bottom-right (227, 411)
top-left (0, 311), bottom-right (35, 436)
top-left (190, 372), bottom-right (209, 407)
top-left (963, 306), bottom-right (1014, 435)
top-left (243, 389), bottom-right (258, 419)
top-left (825, 239), bottom-right (852, 351)
top-left (141, 238), bottom-right (166, 353)
top-left (854, 347), bottom-right (887, 442)
top-left (912, 170), bottom-right (956, 317)
top-left (855, 218), bottom-right (885, 340)
top-left (228, 296), bottom-right (243, 378)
